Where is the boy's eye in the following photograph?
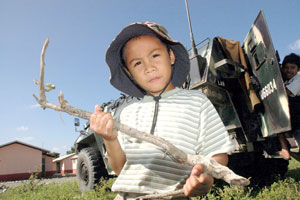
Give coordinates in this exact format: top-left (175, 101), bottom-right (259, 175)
top-left (133, 61), bottom-right (142, 67)
top-left (152, 53), bottom-right (160, 58)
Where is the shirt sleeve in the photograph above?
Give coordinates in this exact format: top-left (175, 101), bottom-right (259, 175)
top-left (197, 96), bottom-right (235, 157)
top-left (286, 74), bottom-right (300, 97)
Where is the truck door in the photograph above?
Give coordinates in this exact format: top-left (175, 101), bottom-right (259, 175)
top-left (242, 10), bottom-right (291, 137)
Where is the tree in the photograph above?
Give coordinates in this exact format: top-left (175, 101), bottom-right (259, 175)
top-left (66, 146), bottom-right (75, 155)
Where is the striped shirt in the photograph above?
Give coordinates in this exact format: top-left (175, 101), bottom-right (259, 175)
top-left (112, 87), bottom-right (235, 195)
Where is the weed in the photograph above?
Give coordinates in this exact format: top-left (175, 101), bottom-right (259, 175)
top-left (16, 167), bottom-right (43, 193)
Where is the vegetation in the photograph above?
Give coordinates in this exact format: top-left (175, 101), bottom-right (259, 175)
top-left (66, 146), bottom-right (75, 155)
top-left (1, 159), bottom-right (299, 200)
top-left (0, 178), bottom-right (116, 200)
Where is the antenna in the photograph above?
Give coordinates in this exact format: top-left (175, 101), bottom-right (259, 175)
top-left (185, 0), bottom-right (198, 57)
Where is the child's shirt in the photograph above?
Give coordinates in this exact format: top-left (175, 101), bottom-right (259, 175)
top-left (112, 88), bottom-right (235, 194)
top-left (285, 74), bottom-right (300, 129)
top-left (285, 73), bottom-right (300, 97)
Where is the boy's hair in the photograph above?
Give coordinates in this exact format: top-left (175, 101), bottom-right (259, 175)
top-left (105, 22), bottom-right (190, 98)
top-left (282, 53), bottom-right (300, 69)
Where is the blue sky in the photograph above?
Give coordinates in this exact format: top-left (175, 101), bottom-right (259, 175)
top-left (1, 0), bottom-right (299, 156)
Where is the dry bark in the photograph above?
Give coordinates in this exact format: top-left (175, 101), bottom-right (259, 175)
top-left (33, 38), bottom-right (250, 199)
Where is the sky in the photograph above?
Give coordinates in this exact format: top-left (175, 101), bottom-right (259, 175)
top-left (0, 0), bottom-right (299, 156)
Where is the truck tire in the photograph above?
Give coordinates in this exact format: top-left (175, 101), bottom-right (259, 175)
top-left (76, 147), bottom-right (108, 191)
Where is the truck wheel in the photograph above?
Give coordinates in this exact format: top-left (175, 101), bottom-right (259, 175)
top-left (76, 147), bottom-right (108, 191)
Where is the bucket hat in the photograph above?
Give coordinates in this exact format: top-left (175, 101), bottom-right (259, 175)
top-left (105, 21), bottom-right (190, 98)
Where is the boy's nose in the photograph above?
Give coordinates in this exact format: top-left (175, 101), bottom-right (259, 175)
top-left (145, 62), bottom-right (156, 74)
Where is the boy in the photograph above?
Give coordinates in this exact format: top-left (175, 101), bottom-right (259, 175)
top-left (278, 53), bottom-right (300, 161)
top-left (90, 22), bottom-right (235, 199)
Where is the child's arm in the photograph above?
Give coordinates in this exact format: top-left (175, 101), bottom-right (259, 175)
top-left (211, 153), bottom-right (228, 166)
top-left (90, 105), bottom-right (126, 175)
top-left (183, 153), bottom-right (228, 197)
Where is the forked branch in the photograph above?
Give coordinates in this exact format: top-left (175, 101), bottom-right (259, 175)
top-left (33, 38), bottom-right (250, 199)
top-left (33, 38), bottom-right (92, 120)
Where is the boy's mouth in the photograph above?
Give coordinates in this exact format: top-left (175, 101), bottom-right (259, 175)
top-left (286, 73), bottom-right (293, 78)
top-left (149, 77), bottom-right (160, 83)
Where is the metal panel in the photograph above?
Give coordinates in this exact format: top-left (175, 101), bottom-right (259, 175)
top-left (243, 10), bottom-right (290, 137)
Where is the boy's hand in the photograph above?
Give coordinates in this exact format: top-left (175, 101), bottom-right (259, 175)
top-left (183, 164), bottom-right (214, 197)
top-left (90, 105), bottom-right (118, 141)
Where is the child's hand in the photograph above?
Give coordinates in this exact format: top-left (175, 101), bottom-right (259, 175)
top-left (90, 105), bottom-right (118, 141)
top-left (183, 164), bottom-right (214, 197)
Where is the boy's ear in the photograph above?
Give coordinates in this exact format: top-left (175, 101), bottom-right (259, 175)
top-left (169, 49), bottom-right (175, 65)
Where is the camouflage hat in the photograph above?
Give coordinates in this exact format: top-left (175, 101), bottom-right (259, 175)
top-left (105, 21), bottom-right (190, 98)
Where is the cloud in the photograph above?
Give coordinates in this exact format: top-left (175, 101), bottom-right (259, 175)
top-left (16, 126), bottom-right (29, 132)
top-left (16, 136), bottom-right (34, 142)
top-left (288, 39), bottom-right (300, 51)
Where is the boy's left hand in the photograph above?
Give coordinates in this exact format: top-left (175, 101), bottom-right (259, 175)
top-left (183, 164), bottom-right (214, 197)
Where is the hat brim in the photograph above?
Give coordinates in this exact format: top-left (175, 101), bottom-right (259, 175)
top-left (105, 23), bottom-right (190, 98)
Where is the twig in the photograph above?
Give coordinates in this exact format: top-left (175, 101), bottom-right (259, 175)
top-left (33, 38), bottom-right (250, 199)
top-left (127, 189), bottom-right (185, 200)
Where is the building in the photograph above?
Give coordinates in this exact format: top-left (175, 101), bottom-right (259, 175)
top-left (53, 153), bottom-right (77, 175)
top-left (0, 141), bottom-right (57, 182)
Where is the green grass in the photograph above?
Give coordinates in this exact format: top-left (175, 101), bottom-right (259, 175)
top-left (1, 159), bottom-right (299, 200)
top-left (0, 177), bottom-right (116, 200)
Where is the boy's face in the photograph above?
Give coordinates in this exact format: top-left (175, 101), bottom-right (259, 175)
top-left (123, 35), bottom-right (176, 96)
top-left (283, 63), bottom-right (299, 80)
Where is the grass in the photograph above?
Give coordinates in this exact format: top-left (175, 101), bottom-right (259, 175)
top-left (0, 178), bottom-right (116, 200)
top-left (1, 159), bottom-right (299, 200)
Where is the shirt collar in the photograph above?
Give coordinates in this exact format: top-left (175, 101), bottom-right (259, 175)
top-left (285, 74), bottom-right (299, 85)
top-left (142, 87), bottom-right (180, 102)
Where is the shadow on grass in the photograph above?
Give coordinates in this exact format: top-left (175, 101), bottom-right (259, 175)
top-left (206, 158), bottom-right (300, 200)
top-left (285, 168), bottom-right (300, 181)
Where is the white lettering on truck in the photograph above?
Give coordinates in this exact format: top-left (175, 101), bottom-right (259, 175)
top-left (260, 78), bottom-right (277, 100)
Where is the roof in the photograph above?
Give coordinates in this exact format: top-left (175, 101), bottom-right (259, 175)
top-left (53, 153), bottom-right (76, 162)
top-left (0, 140), bottom-right (51, 153)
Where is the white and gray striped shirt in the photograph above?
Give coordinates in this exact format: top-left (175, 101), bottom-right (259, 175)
top-left (112, 88), bottom-right (235, 195)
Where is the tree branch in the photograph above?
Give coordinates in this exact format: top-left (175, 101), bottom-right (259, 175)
top-left (33, 38), bottom-right (250, 199)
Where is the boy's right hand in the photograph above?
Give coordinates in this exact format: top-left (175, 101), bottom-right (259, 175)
top-left (90, 105), bottom-right (118, 141)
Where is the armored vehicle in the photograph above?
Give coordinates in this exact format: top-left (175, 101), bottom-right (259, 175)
top-left (74, 10), bottom-right (293, 191)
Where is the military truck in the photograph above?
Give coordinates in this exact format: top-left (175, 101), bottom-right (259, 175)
top-left (74, 10), bottom-right (293, 191)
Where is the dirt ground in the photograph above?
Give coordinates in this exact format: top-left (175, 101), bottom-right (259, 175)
top-left (0, 175), bottom-right (76, 193)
